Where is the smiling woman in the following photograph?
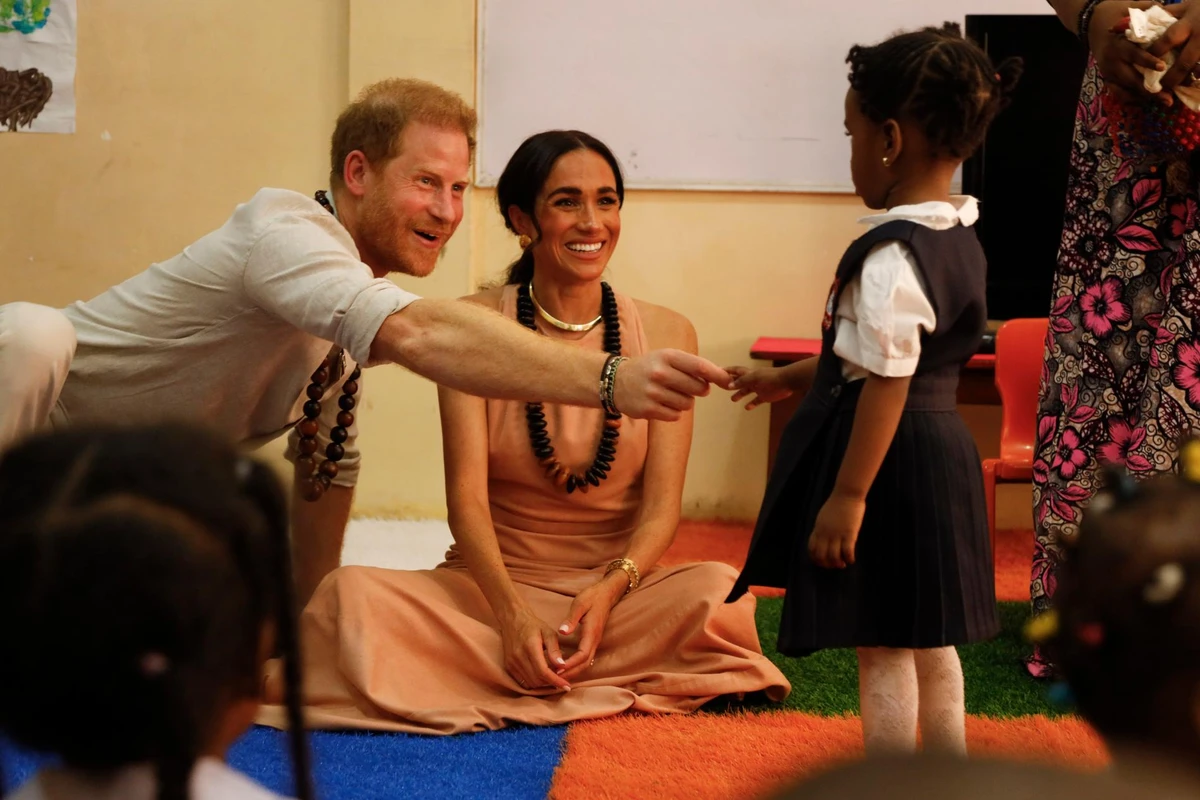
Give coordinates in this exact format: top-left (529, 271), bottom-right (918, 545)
top-left (497, 131), bottom-right (625, 291)
top-left (257, 130), bottom-right (791, 734)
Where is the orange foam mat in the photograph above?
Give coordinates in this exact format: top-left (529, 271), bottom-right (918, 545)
top-left (992, 528), bottom-right (1036, 603)
top-left (549, 712), bottom-right (1106, 800)
top-left (664, 522), bottom-right (1035, 602)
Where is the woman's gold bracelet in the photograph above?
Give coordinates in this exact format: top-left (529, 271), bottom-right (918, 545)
top-left (605, 557), bottom-right (640, 595)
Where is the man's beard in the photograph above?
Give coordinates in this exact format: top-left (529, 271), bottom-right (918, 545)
top-left (358, 199), bottom-right (437, 277)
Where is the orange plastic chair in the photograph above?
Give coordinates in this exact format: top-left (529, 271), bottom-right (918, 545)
top-left (982, 318), bottom-right (1049, 557)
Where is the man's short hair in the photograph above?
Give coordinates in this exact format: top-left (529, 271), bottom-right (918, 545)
top-left (329, 78), bottom-right (477, 185)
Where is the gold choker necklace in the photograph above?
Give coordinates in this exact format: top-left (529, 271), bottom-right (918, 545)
top-left (528, 284), bottom-right (602, 332)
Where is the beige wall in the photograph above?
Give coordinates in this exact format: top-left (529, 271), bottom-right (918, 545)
top-left (0, 0), bottom-right (1031, 527)
top-left (0, 0), bottom-right (349, 305)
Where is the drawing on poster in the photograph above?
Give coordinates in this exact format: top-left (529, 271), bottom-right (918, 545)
top-left (0, 1), bottom-right (52, 34)
top-left (0, 0), bottom-right (76, 133)
top-left (0, 65), bottom-right (51, 130)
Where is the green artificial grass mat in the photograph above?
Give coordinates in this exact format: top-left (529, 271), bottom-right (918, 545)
top-left (751, 600), bottom-right (1063, 719)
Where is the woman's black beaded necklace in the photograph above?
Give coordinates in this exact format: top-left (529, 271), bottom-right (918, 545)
top-left (517, 281), bottom-right (621, 494)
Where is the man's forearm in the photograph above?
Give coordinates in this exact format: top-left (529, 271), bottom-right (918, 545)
top-left (292, 482), bottom-right (354, 608)
top-left (372, 298), bottom-right (605, 407)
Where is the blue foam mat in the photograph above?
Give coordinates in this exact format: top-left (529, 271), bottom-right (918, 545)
top-left (2, 724), bottom-right (568, 799)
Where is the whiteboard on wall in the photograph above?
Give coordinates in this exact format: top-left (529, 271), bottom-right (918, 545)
top-left (477, 0), bottom-right (1052, 193)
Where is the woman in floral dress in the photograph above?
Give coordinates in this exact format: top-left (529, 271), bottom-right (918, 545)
top-left (1032, 0), bottom-right (1200, 676)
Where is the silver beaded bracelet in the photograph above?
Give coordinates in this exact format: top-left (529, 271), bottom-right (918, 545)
top-left (600, 355), bottom-right (626, 416)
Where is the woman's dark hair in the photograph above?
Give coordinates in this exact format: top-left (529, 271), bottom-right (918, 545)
top-left (0, 424), bottom-right (312, 800)
top-left (846, 22), bottom-right (1023, 159)
top-left (496, 129), bottom-right (624, 286)
top-left (1045, 460), bottom-right (1200, 761)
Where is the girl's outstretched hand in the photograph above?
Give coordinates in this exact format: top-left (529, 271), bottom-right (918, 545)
top-left (727, 365), bottom-right (793, 410)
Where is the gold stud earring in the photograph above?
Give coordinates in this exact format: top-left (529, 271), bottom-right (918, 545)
top-left (882, 156), bottom-right (891, 167)
top-left (518, 234), bottom-right (532, 249)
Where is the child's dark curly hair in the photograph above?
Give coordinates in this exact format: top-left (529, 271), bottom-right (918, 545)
top-left (846, 22), bottom-right (1023, 159)
top-left (0, 424), bottom-right (313, 800)
top-left (1044, 455), bottom-right (1200, 760)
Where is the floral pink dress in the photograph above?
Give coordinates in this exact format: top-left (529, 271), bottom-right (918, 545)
top-left (1032, 59), bottom-right (1200, 672)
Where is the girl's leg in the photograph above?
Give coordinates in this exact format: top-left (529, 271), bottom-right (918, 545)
top-left (857, 647), bottom-right (918, 755)
top-left (913, 646), bottom-right (967, 755)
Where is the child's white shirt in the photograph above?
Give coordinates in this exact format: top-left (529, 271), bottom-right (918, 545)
top-left (10, 758), bottom-right (290, 800)
top-left (834, 195), bottom-right (980, 381)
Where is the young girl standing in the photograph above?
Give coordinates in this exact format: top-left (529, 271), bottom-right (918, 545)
top-left (728, 24), bottom-right (1020, 755)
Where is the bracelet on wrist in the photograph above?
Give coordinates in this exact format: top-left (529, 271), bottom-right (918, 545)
top-left (605, 557), bottom-right (640, 596)
top-left (600, 355), bottom-right (626, 416)
top-left (1077, 0), bottom-right (1104, 47)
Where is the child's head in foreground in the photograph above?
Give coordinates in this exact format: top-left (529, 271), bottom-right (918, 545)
top-left (1044, 442), bottom-right (1200, 766)
top-left (0, 424), bottom-right (312, 800)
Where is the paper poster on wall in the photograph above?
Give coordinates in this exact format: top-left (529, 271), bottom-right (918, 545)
top-left (0, 0), bottom-right (77, 133)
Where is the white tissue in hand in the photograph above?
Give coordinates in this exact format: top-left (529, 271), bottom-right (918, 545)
top-left (1126, 5), bottom-right (1176, 45)
top-left (1125, 5), bottom-right (1200, 111)
top-left (1127, 6), bottom-right (1176, 93)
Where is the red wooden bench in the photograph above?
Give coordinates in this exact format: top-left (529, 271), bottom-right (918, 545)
top-left (750, 337), bottom-right (999, 470)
